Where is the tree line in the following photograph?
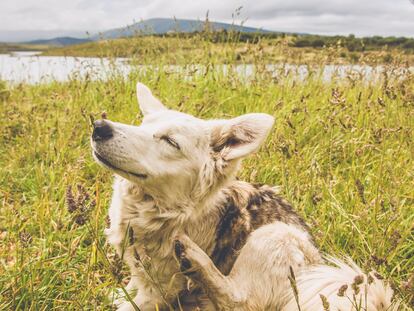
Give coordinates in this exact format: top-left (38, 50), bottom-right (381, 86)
top-left (156, 30), bottom-right (414, 52)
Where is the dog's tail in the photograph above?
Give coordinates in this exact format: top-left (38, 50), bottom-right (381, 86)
top-left (284, 256), bottom-right (399, 311)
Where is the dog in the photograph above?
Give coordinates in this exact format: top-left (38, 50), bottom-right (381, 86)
top-left (90, 82), bottom-right (398, 310)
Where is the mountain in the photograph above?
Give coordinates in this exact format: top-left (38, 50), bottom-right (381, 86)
top-left (25, 37), bottom-right (91, 46)
top-left (0, 30), bottom-right (92, 43)
top-left (19, 18), bottom-right (274, 46)
top-left (92, 18), bottom-right (273, 40)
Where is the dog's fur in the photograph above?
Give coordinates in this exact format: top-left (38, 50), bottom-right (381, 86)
top-left (91, 83), bottom-right (397, 310)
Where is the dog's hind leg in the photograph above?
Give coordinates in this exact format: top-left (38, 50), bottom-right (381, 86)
top-left (174, 223), bottom-right (322, 310)
top-left (174, 235), bottom-right (246, 310)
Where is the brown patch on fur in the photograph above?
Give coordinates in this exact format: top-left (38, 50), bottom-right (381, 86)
top-left (211, 181), bottom-right (313, 274)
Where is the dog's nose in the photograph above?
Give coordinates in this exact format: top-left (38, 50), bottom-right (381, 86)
top-left (92, 119), bottom-right (113, 141)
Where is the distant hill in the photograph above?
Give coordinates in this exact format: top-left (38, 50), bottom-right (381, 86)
top-left (0, 30), bottom-right (91, 43)
top-left (21, 18), bottom-right (273, 47)
top-left (26, 37), bottom-right (91, 46)
top-left (92, 18), bottom-right (273, 40)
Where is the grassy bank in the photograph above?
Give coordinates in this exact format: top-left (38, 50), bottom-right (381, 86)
top-left (42, 35), bottom-right (414, 66)
top-left (0, 63), bottom-right (413, 309)
top-left (0, 43), bottom-right (49, 54)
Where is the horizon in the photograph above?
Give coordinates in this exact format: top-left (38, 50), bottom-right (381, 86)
top-left (1, 17), bottom-right (414, 43)
top-left (1, 0), bottom-right (414, 42)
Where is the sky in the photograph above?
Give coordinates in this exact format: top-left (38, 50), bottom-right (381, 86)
top-left (1, 0), bottom-right (414, 41)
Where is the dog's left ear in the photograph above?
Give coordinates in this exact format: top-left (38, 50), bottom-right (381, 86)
top-left (136, 82), bottom-right (167, 116)
top-left (210, 113), bottom-right (274, 160)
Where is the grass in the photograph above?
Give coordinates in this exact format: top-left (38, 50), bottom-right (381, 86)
top-left (0, 43), bottom-right (49, 54)
top-left (41, 34), bottom-right (414, 66)
top-left (0, 41), bottom-right (413, 310)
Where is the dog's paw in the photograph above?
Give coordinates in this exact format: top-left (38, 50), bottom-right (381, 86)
top-left (110, 288), bottom-right (127, 308)
top-left (110, 286), bottom-right (139, 309)
top-left (174, 238), bottom-right (194, 275)
top-left (117, 301), bottom-right (161, 311)
top-left (173, 234), bottom-right (213, 277)
top-left (116, 301), bottom-right (135, 311)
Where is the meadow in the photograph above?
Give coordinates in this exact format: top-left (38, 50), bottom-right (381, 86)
top-left (41, 33), bottom-right (414, 65)
top-left (0, 43), bottom-right (48, 54)
top-left (0, 36), bottom-right (413, 310)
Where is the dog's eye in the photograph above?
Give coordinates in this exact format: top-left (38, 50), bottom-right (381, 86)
top-left (160, 135), bottom-right (180, 150)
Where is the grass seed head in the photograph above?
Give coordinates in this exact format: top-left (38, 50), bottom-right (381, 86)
top-left (19, 231), bottom-right (32, 247)
top-left (320, 294), bottom-right (330, 311)
top-left (66, 185), bottom-right (77, 213)
top-left (337, 284), bottom-right (348, 297)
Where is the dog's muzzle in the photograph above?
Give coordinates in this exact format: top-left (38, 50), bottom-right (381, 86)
top-left (92, 119), bottom-right (113, 141)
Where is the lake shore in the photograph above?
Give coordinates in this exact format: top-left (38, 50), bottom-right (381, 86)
top-left (1, 51), bottom-right (413, 85)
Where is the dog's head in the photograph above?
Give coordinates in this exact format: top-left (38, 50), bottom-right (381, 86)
top-left (91, 83), bottom-right (274, 202)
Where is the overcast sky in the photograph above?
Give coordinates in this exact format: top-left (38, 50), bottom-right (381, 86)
top-left (1, 0), bottom-right (414, 41)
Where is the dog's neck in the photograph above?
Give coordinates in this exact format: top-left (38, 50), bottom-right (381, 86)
top-left (114, 175), bottom-right (228, 231)
top-left (113, 175), bottom-right (227, 258)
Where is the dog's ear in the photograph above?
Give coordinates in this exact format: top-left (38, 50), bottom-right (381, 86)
top-left (136, 82), bottom-right (167, 116)
top-left (210, 113), bottom-right (274, 160)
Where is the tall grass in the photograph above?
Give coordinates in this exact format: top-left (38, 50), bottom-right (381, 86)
top-left (41, 32), bottom-right (414, 66)
top-left (0, 43), bottom-right (413, 309)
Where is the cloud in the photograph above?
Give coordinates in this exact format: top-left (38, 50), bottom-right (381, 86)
top-left (0, 0), bottom-right (413, 39)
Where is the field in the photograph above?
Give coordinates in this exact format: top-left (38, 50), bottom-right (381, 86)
top-left (41, 34), bottom-right (414, 65)
top-left (0, 43), bottom-right (49, 54)
top-left (0, 37), bottom-right (414, 310)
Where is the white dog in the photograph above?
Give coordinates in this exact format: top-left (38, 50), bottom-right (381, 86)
top-left (91, 82), bottom-right (398, 310)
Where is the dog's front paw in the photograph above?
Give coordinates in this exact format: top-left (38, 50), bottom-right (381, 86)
top-left (111, 289), bottom-right (134, 309)
top-left (117, 301), bottom-right (137, 311)
top-left (173, 234), bottom-right (212, 277)
top-left (110, 282), bottom-right (139, 309)
top-left (174, 238), bottom-right (195, 275)
top-left (109, 287), bottom-right (126, 308)
top-left (117, 300), bottom-right (162, 311)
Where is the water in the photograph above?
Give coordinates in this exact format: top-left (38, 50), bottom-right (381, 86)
top-left (0, 51), bottom-right (412, 84)
top-left (0, 52), bottom-right (131, 84)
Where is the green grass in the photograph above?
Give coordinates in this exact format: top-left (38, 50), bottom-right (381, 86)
top-left (0, 62), bottom-right (413, 309)
top-left (41, 35), bottom-right (414, 66)
top-left (0, 43), bottom-right (49, 54)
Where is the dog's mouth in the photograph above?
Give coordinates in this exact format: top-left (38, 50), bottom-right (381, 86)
top-left (93, 151), bottom-right (148, 179)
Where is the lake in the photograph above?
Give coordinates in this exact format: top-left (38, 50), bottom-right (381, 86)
top-left (0, 52), bottom-right (131, 84)
top-left (0, 51), bottom-right (412, 84)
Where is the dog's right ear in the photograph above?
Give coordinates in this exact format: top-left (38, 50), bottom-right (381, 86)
top-left (136, 82), bottom-right (167, 116)
top-left (210, 113), bottom-right (274, 161)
